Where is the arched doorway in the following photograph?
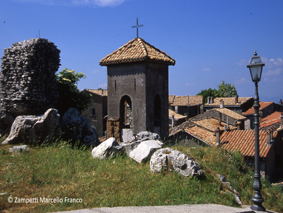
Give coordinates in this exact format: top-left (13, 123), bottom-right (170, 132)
top-left (120, 95), bottom-right (133, 142)
top-left (154, 94), bottom-right (161, 135)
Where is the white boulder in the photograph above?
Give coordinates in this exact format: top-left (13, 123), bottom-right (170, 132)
top-left (2, 108), bottom-right (62, 144)
top-left (91, 137), bottom-right (123, 159)
top-left (128, 140), bottom-right (163, 163)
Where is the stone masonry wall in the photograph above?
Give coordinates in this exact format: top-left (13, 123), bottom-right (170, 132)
top-left (107, 118), bottom-right (120, 142)
top-left (0, 38), bottom-right (60, 116)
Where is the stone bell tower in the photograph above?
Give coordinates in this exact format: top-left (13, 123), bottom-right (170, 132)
top-left (100, 37), bottom-right (175, 141)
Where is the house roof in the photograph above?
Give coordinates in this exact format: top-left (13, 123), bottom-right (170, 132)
top-left (99, 37), bottom-right (175, 66)
top-left (193, 118), bottom-right (237, 132)
top-left (169, 95), bottom-right (203, 106)
top-left (220, 130), bottom-right (274, 158)
top-left (184, 126), bottom-right (218, 147)
top-left (260, 111), bottom-right (282, 129)
top-left (205, 97), bottom-right (253, 106)
top-left (213, 108), bottom-right (247, 121)
top-left (169, 109), bottom-right (187, 120)
top-left (242, 102), bottom-right (273, 115)
top-left (83, 89), bottom-right (108, 96)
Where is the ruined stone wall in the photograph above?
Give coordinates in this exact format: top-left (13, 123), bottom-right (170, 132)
top-left (0, 38), bottom-right (60, 116)
top-left (107, 118), bottom-right (120, 142)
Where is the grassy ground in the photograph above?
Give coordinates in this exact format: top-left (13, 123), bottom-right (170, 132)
top-left (0, 140), bottom-right (282, 213)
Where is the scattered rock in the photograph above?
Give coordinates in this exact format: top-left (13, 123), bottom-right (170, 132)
top-left (91, 137), bottom-right (123, 159)
top-left (2, 108), bottom-right (62, 144)
top-left (131, 131), bottom-right (162, 142)
top-left (217, 174), bottom-right (242, 205)
top-left (0, 192), bottom-right (10, 196)
top-left (61, 108), bottom-right (99, 147)
top-left (128, 140), bottom-right (163, 163)
top-left (121, 131), bottom-right (162, 155)
top-left (9, 145), bottom-right (30, 153)
top-left (150, 148), bottom-right (203, 177)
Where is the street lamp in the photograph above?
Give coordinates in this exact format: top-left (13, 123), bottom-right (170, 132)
top-left (247, 50), bottom-right (265, 211)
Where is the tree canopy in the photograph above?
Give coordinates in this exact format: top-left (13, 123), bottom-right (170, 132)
top-left (197, 81), bottom-right (238, 104)
top-left (56, 68), bottom-right (92, 116)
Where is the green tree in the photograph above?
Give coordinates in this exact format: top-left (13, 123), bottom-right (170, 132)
top-left (56, 68), bottom-right (92, 115)
top-left (197, 88), bottom-right (219, 104)
top-left (197, 81), bottom-right (238, 104)
top-left (217, 80), bottom-right (238, 97)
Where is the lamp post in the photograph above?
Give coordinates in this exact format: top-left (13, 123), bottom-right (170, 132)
top-left (247, 50), bottom-right (265, 211)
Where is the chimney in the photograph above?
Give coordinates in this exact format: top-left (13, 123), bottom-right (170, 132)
top-left (235, 95), bottom-right (239, 104)
top-left (220, 99), bottom-right (224, 108)
top-left (187, 95), bottom-right (190, 106)
top-left (175, 106), bottom-right (178, 114)
top-left (280, 99), bottom-right (283, 106)
top-left (236, 121), bottom-right (241, 130)
top-left (172, 114), bottom-right (175, 127)
top-left (215, 127), bottom-right (220, 144)
top-left (207, 96), bottom-right (210, 104)
top-left (211, 96), bottom-right (214, 104)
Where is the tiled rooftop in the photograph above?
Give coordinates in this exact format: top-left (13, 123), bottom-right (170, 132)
top-left (220, 130), bottom-right (274, 158)
top-left (184, 126), bottom-right (218, 146)
top-left (260, 111), bottom-right (282, 129)
top-left (205, 97), bottom-right (253, 106)
top-left (193, 118), bottom-right (236, 131)
top-left (99, 37), bottom-right (175, 66)
top-left (169, 109), bottom-right (187, 120)
top-left (242, 102), bottom-right (273, 115)
top-left (84, 89), bottom-right (108, 96)
top-left (213, 108), bottom-right (247, 120)
top-left (169, 95), bottom-right (203, 106)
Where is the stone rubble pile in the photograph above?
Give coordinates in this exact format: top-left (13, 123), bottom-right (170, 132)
top-left (0, 38), bottom-right (60, 116)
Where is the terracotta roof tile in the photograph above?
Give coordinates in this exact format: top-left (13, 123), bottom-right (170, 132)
top-left (169, 109), bottom-right (187, 120)
top-left (220, 130), bottom-right (273, 158)
top-left (242, 102), bottom-right (273, 115)
top-left (205, 97), bottom-right (253, 106)
top-left (169, 95), bottom-right (203, 106)
top-left (213, 108), bottom-right (247, 120)
top-left (192, 118), bottom-right (236, 132)
top-left (84, 89), bottom-right (108, 96)
top-left (184, 126), bottom-right (218, 146)
top-left (99, 38), bottom-right (175, 66)
top-left (260, 111), bottom-right (282, 129)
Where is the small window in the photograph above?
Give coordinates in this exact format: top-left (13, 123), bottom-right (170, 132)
top-left (90, 108), bottom-right (96, 117)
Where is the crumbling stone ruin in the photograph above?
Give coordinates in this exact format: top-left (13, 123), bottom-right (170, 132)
top-left (0, 38), bottom-right (60, 136)
top-left (0, 38), bottom-right (60, 116)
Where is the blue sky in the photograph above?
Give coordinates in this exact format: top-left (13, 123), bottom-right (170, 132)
top-left (1, 0), bottom-right (283, 102)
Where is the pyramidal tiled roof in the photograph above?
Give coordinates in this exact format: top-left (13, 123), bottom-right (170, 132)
top-left (99, 37), bottom-right (175, 66)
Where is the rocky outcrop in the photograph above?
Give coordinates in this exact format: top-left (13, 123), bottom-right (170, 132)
top-left (61, 108), bottom-right (99, 147)
top-left (150, 148), bottom-right (203, 177)
top-left (128, 140), bottom-right (163, 163)
top-left (2, 108), bottom-right (61, 144)
top-left (91, 137), bottom-right (123, 159)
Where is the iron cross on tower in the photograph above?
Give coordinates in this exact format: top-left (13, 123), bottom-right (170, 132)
top-left (132, 17), bottom-right (143, 38)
